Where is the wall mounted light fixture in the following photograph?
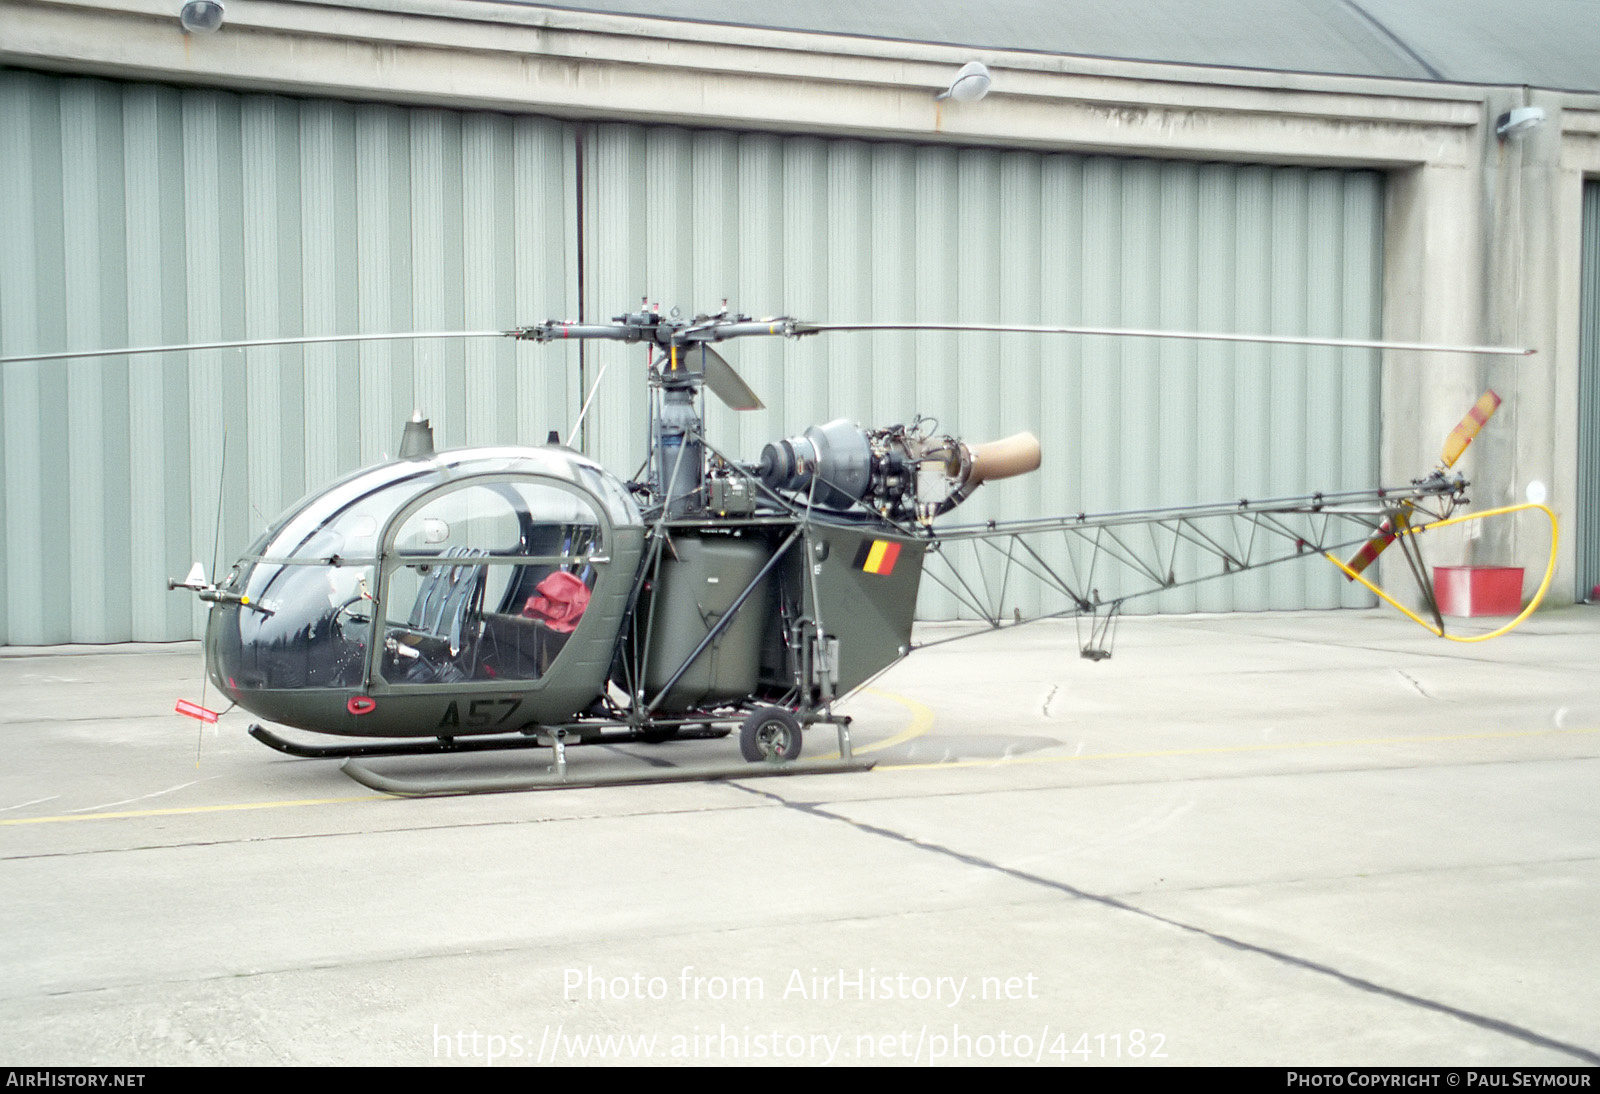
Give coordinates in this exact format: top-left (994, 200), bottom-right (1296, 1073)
top-left (1495, 106), bottom-right (1545, 139)
top-left (936, 62), bottom-right (991, 103)
top-left (179, 0), bottom-right (225, 33)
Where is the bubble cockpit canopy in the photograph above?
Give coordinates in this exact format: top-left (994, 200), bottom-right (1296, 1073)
top-left (210, 447), bottom-right (641, 699)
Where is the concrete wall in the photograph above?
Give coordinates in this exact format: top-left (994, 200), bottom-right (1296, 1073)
top-left (5, 0), bottom-right (1598, 607)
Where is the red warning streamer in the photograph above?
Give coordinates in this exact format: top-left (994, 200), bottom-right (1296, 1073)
top-left (175, 698), bottom-right (220, 724)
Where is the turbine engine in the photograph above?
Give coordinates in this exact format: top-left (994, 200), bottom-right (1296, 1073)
top-left (756, 418), bottom-right (1040, 522)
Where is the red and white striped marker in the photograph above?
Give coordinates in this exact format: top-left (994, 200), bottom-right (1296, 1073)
top-left (175, 699), bottom-right (220, 724)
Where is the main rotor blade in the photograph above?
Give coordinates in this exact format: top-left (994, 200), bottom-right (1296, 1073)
top-left (698, 345), bottom-right (764, 411)
top-left (791, 321), bottom-right (1535, 357)
top-left (4, 318), bottom-right (1536, 365)
top-left (0, 330), bottom-right (512, 365)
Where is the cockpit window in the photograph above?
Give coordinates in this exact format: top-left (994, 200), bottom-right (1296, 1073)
top-left (256, 465), bottom-right (443, 561)
top-left (381, 478), bottom-right (607, 686)
top-left (392, 481), bottom-right (600, 557)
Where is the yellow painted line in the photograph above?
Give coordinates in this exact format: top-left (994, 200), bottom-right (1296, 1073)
top-left (813, 687), bottom-right (936, 761)
top-left (876, 725), bottom-right (1600, 773)
top-left (1, 794), bottom-right (388, 825)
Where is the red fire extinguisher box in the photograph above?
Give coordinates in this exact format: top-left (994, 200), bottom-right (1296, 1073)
top-left (1433, 566), bottom-right (1524, 616)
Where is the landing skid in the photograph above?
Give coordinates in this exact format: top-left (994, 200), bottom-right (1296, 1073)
top-left (248, 723), bottom-right (552, 759)
top-left (341, 756), bottom-right (875, 797)
top-left (247, 722), bottom-right (731, 760)
top-left (252, 706), bottom-right (861, 796)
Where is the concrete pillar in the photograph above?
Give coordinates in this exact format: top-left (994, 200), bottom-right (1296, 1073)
top-left (1380, 93), bottom-right (1576, 610)
top-left (1477, 89), bottom-right (1565, 599)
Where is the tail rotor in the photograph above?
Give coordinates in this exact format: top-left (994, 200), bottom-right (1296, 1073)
top-left (1341, 389), bottom-right (1501, 580)
top-left (1439, 390), bottom-right (1502, 470)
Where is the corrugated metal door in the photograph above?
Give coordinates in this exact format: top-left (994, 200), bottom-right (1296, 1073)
top-left (1579, 180), bottom-right (1600, 602)
top-left (581, 124), bottom-right (1384, 618)
top-left (0, 71), bottom-right (579, 644)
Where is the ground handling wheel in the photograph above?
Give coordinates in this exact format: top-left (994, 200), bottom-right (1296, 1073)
top-left (739, 707), bottom-right (803, 764)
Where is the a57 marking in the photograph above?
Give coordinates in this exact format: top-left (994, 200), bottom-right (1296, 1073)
top-left (438, 698), bottom-right (522, 729)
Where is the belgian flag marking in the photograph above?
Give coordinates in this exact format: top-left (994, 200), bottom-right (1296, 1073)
top-left (853, 539), bottom-right (902, 576)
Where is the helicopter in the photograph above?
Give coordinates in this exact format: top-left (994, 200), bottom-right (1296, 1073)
top-left (2, 306), bottom-right (1551, 794)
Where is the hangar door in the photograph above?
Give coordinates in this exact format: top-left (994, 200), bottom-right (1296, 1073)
top-left (0, 71), bottom-right (580, 644)
top-left (580, 125), bottom-right (1386, 619)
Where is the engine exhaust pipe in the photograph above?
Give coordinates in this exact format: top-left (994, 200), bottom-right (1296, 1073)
top-left (929, 431), bottom-right (1042, 517)
top-left (963, 431), bottom-right (1041, 488)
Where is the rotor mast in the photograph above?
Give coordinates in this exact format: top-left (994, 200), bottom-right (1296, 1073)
top-left (511, 304), bottom-right (781, 515)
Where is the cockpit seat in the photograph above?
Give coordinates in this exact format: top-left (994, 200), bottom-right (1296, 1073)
top-left (386, 547), bottom-right (488, 683)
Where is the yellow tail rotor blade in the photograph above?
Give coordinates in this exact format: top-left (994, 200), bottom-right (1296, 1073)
top-left (1440, 390), bottom-right (1502, 469)
top-left (1343, 506), bottom-right (1412, 579)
